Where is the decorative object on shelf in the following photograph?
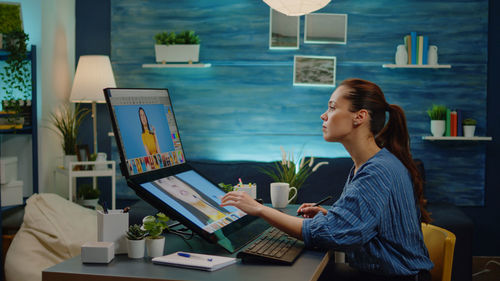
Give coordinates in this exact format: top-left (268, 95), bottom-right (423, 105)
top-left (142, 212), bottom-right (170, 257)
top-left (76, 144), bottom-right (91, 170)
top-left (293, 55), bottom-right (336, 87)
top-left (263, 0), bottom-right (331, 16)
top-left (259, 146), bottom-right (328, 203)
top-left (77, 183), bottom-right (101, 209)
top-left (48, 103), bottom-right (90, 169)
top-left (0, 31), bottom-right (31, 126)
top-left (427, 104), bottom-right (447, 137)
top-left (95, 152), bottom-right (108, 170)
top-left (154, 30), bottom-right (200, 64)
top-left (395, 44), bottom-right (408, 65)
top-left (304, 13), bottom-right (348, 45)
top-left (70, 55), bottom-right (116, 155)
top-left (126, 224), bottom-right (146, 259)
top-left (462, 118), bottom-right (476, 138)
top-left (269, 8), bottom-right (299, 49)
top-left (0, 2), bottom-right (23, 49)
top-left (428, 45), bottom-right (438, 65)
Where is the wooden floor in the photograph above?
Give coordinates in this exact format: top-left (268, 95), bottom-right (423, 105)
top-left (472, 256), bottom-right (500, 281)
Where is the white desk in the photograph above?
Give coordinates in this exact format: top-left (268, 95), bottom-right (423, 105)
top-left (55, 161), bottom-right (116, 209)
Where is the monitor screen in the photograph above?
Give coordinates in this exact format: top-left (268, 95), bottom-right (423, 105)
top-left (105, 88), bottom-right (185, 176)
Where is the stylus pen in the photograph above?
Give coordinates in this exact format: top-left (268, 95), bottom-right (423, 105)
top-left (296, 195), bottom-right (333, 216)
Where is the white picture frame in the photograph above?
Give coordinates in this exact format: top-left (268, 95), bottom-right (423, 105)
top-left (304, 13), bottom-right (347, 44)
top-left (293, 55), bottom-right (336, 87)
top-left (269, 8), bottom-right (300, 49)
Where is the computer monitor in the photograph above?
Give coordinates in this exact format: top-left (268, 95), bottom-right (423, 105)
top-left (104, 88), bottom-right (269, 252)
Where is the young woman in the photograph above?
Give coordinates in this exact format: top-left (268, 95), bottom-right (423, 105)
top-left (221, 78), bottom-right (433, 281)
top-left (138, 107), bottom-right (160, 155)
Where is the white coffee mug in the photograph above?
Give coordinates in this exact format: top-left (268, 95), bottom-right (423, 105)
top-left (270, 182), bottom-right (297, 209)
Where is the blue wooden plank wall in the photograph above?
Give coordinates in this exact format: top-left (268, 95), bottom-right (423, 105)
top-left (110, 0), bottom-right (488, 206)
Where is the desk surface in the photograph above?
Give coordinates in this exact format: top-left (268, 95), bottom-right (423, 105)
top-left (42, 205), bottom-right (331, 281)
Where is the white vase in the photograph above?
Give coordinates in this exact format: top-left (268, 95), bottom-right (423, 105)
top-left (428, 45), bottom-right (438, 65)
top-left (463, 125), bottom-right (476, 137)
top-left (154, 44), bottom-right (200, 63)
top-left (146, 236), bottom-right (165, 257)
top-left (78, 198), bottom-right (99, 209)
top-left (63, 155), bottom-right (77, 170)
top-left (127, 239), bottom-right (145, 259)
top-left (395, 45), bottom-right (408, 65)
top-left (430, 120), bottom-right (446, 137)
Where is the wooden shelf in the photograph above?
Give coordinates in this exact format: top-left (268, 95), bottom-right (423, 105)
top-left (422, 136), bottom-right (492, 141)
top-left (382, 64), bottom-right (451, 69)
top-left (142, 63), bottom-right (212, 68)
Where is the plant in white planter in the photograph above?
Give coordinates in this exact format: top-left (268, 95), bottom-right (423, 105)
top-left (77, 184), bottom-right (100, 209)
top-left (462, 118), bottom-right (477, 138)
top-left (126, 224), bottom-right (146, 259)
top-left (142, 212), bottom-right (169, 258)
top-left (154, 30), bottom-right (201, 64)
top-left (427, 104), bottom-right (447, 137)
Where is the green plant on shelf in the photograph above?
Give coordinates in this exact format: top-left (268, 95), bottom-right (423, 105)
top-left (462, 118), bottom-right (477, 126)
top-left (154, 30), bottom-right (200, 45)
top-left (426, 104), bottom-right (447, 120)
top-left (77, 184), bottom-right (100, 200)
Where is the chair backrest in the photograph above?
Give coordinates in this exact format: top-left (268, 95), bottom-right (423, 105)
top-left (421, 223), bottom-right (456, 281)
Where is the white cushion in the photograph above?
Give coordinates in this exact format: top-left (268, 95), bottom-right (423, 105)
top-left (5, 193), bottom-right (97, 281)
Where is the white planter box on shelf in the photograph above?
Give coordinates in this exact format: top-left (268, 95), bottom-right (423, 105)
top-left (154, 44), bottom-right (200, 63)
top-left (0, 156), bottom-right (18, 184)
top-left (1, 180), bottom-right (23, 206)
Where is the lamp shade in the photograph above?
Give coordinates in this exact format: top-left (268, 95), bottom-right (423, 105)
top-left (70, 55), bottom-right (116, 103)
top-left (263, 0), bottom-right (331, 16)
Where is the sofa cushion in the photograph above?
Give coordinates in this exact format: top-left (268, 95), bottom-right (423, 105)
top-left (5, 193), bottom-right (97, 281)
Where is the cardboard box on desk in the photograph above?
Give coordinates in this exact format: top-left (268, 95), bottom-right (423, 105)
top-left (97, 210), bottom-right (128, 254)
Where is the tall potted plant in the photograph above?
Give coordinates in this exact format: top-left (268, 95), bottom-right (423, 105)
top-left (154, 30), bottom-right (200, 64)
top-left (427, 104), bottom-right (447, 137)
top-left (142, 212), bottom-right (169, 258)
top-left (48, 104), bottom-right (90, 169)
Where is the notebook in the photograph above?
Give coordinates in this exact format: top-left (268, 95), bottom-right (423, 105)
top-left (152, 251), bottom-right (237, 271)
top-left (103, 88), bottom-right (271, 254)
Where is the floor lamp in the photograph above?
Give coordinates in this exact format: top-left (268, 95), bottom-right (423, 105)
top-left (263, 0), bottom-right (331, 16)
top-left (70, 55), bottom-right (116, 155)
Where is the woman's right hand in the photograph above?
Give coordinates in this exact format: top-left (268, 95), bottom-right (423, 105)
top-left (297, 203), bottom-right (327, 218)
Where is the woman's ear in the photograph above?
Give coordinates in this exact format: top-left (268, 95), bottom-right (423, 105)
top-left (353, 109), bottom-right (369, 126)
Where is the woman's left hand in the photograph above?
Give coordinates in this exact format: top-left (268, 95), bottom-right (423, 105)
top-left (220, 191), bottom-right (263, 216)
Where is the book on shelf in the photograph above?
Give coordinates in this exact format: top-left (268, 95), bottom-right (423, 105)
top-left (417, 35), bottom-right (424, 65)
top-left (445, 108), bottom-right (451, 136)
top-left (404, 35), bottom-right (411, 64)
top-left (456, 110), bottom-right (463, 136)
top-left (450, 110), bottom-right (457, 136)
top-left (410, 32), bottom-right (417, 64)
top-left (422, 36), bottom-right (428, 65)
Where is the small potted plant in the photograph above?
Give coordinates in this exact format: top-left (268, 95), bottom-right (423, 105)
top-left (427, 104), bottom-right (447, 137)
top-left (48, 103), bottom-right (90, 169)
top-left (126, 224), bottom-right (147, 259)
top-left (142, 212), bottom-right (169, 257)
top-left (77, 184), bottom-right (100, 209)
top-left (154, 30), bottom-right (201, 64)
top-left (462, 118), bottom-right (477, 137)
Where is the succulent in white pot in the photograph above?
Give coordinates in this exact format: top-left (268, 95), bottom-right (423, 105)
top-left (126, 224), bottom-right (146, 259)
top-left (462, 118), bottom-right (477, 138)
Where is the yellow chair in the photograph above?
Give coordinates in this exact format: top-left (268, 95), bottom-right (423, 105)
top-left (421, 223), bottom-right (456, 281)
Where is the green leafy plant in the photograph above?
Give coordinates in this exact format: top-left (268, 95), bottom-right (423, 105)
top-left (126, 224), bottom-right (147, 240)
top-left (426, 104), bottom-right (447, 120)
top-left (0, 31), bottom-right (31, 123)
top-left (218, 183), bottom-right (235, 193)
top-left (142, 212), bottom-right (170, 239)
top-left (0, 3), bottom-right (23, 35)
top-left (48, 104), bottom-right (90, 155)
top-left (77, 184), bottom-right (100, 200)
top-left (154, 30), bottom-right (200, 45)
top-left (462, 118), bottom-right (477, 126)
top-left (259, 147), bottom-right (328, 201)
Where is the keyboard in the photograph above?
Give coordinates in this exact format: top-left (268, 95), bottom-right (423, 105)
top-left (237, 227), bottom-right (305, 265)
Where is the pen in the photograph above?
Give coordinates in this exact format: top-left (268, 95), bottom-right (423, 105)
top-left (297, 196), bottom-right (333, 216)
top-left (102, 201), bottom-right (108, 214)
top-left (177, 252), bottom-right (213, 262)
top-left (123, 206), bottom-right (130, 213)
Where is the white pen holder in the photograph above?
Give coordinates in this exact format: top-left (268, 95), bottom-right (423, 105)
top-left (97, 210), bottom-right (129, 254)
top-left (234, 184), bottom-right (257, 199)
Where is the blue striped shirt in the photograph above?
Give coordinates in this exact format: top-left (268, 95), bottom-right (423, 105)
top-left (302, 148), bottom-right (433, 276)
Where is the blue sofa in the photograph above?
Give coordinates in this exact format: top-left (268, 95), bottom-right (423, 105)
top-left (128, 157), bottom-right (472, 281)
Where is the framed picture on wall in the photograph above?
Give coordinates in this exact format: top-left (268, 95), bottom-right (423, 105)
top-left (269, 8), bottom-right (300, 49)
top-left (304, 13), bottom-right (347, 44)
top-left (293, 55), bottom-right (336, 87)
